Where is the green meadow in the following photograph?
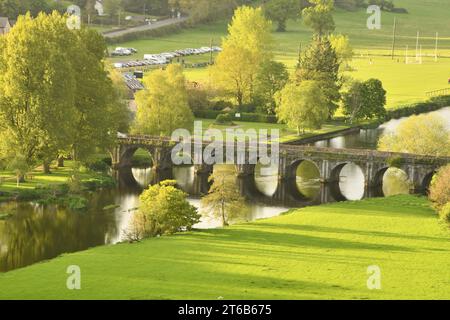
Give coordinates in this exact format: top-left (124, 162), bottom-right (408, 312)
top-left (109, 0), bottom-right (450, 106)
top-left (1, 195), bottom-right (449, 300)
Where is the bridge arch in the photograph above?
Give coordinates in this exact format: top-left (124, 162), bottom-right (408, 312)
top-left (373, 167), bottom-right (411, 197)
top-left (421, 171), bottom-right (436, 194)
top-left (329, 162), bottom-right (366, 201)
top-left (288, 159), bottom-right (321, 201)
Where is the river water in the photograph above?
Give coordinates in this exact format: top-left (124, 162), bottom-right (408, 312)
top-left (1, 107), bottom-right (449, 272)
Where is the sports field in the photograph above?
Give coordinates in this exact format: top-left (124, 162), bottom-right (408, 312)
top-left (109, 0), bottom-right (450, 106)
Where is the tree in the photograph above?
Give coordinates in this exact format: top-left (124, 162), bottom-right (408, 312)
top-left (302, 0), bottom-right (335, 37)
top-left (343, 78), bottom-right (386, 123)
top-left (296, 36), bottom-right (341, 117)
top-left (329, 34), bottom-right (353, 71)
top-left (254, 60), bottom-right (289, 114)
top-left (211, 6), bottom-right (273, 106)
top-left (378, 114), bottom-right (450, 157)
top-left (275, 80), bottom-right (329, 135)
top-left (429, 165), bottom-right (450, 210)
top-left (201, 166), bottom-right (247, 227)
top-left (68, 28), bottom-right (131, 162)
top-left (264, 0), bottom-right (300, 32)
top-left (128, 180), bottom-right (200, 239)
top-left (169, 0), bottom-right (237, 23)
top-left (0, 13), bottom-right (77, 172)
top-left (103, 0), bottom-right (123, 19)
top-left (0, 12), bottom-right (131, 171)
top-left (6, 154), bottom-right (29, 187)
top-left (133, 64), bottom-right (194, 135)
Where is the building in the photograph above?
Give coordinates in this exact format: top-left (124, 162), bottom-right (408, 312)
top-left (0, 17), bottom-right (11, 35)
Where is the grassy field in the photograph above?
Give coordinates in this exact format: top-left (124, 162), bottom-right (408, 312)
top-left (109, 0), bottom-right (450, 106)
top-left (0, 161), bottom-right (108, 199)
top-left (0, 195), bottom-right (448, 300)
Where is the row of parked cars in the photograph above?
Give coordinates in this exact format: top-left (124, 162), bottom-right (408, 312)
top-left (111, 47), bottom-right (138, 56)
top-left (113, 46), bottom-right (222, 69)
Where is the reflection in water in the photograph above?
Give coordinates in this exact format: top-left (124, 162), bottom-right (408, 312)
top-left (314, 107), bottom-right (450, 150)
top-left (172, 166), bottom-right (195, 194)
top-left (295, 161), bottom-right (321, 200)
top-left (254, 163), bottom-right (279, 197)
top-left (338, 163), bottom-right (365, 201)
top-left (132, 167), bottom-right (153, 189)
top-left (382, 168), bottom-right (410, 196)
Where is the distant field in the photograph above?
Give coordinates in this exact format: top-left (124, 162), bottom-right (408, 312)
top-left (108, 0), bottom-right (450, 106)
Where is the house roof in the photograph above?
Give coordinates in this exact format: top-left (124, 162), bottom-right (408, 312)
top-left (0, 17), bottom-right (10, 28)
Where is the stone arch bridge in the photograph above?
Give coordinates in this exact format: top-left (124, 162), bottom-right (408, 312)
top-left (112, 135), bottom-right (449, 198)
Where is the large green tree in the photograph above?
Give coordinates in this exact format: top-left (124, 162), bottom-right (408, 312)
top-left (296, 36), bottom-right (341, 118)
top-left (343, 78), bottom-right (386, 123)
top-left (275, 80), bottom-right (329, 135)
top-left (0, 12), bottom-right (77, 172)
top-left (212, 6), bottom-right (273, 106)
top-left (0, 12), bottom-right (130, 172)
top-left (302, 0), bottom-right (335, 37)
top-left (264, 0), bottom-right (302, 32)
top-left (133, 64), bottom-right (194, 135)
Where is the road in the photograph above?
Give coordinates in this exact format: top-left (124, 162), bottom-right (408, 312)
top-left (103, 17), bottom-right (188, 38)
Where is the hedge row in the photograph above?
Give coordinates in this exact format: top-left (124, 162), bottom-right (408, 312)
top-left (385, 95), bottom-right (450, 121)
top-left (194, 110), bottom-right (278, 124)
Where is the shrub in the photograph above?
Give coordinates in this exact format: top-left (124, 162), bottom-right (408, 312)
top-left (215, 113), bottom-right (234, 125)
top-left (66, 196), bottom-right (89, 211)
top-left (439, 203), bottom-right (450, 225)
top-left (387, 156), bottom-right (403, 168)
top-left (86, 159), bottom-right (110, 173)
top-left (126, 180), bottom-right (200, 240)
top-left (429, 165), bottom-right (450, 210)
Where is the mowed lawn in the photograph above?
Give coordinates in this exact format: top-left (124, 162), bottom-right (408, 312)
top-left (1, 195), bottom-right (449, 300)
top-left (108, 0), bottom-right (450, 106)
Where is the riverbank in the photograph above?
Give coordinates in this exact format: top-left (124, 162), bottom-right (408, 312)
top-left (1, 195), bottom-right (448, 300)
top-left (0, 160), bottom-right (114, 205)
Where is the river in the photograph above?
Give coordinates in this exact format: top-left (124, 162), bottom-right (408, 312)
top-left (1, 107), bottom-right (449, 272)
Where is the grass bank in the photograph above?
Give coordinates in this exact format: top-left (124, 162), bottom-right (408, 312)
top-left (0, 160), bottom-right (114, 204)
top-left (1, 195), bottom-right (448, 300)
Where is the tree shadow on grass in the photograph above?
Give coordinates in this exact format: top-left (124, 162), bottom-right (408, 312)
top-left (187, 227), bottom-right (415, 253)
top-left (258, 223), bottom-right (450, 244)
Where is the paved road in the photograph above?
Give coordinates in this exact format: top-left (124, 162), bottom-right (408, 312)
top-left (103, 17), bottom-right (188, 38)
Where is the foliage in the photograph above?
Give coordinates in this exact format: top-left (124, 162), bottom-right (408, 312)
top-left (133, 64), bottom-right (194, 135)
top-left (254, 60), bottom-right (289, 115)
top-left (5, 154), bottom-right (29, 187)
top-left (329, 34), bottom-right (353, 71)
top-left (296, 36), bottom-right (341, 118)
top-left (429, 165), bottom-right (450, 210)
top-left (378, 114), bottom-right (450, 157)
top-left (129, 180), bottom-right (200, 239)
top-left (343, 78), bottom-right (386, 122)
top-left (439, 203), bottom-right (450, 225)
top-left (0, 12), bottom-right (131, 169)
top-left (169, 0), bottom-right (237, 24)
top-left (211, 6), bottom-right (273, 106)
top-left (275, 80), bottom-right (329, 135)
top-left (264, 0), bottom-right (303, 32)
top-left (186, 82), bottom-right (213, 113)
top-left (201, 166), bottom-right (247, 227)
top-left (302, 0), bottom-right (335, 36)
top-left (215, 114), bottom-right (234, 125)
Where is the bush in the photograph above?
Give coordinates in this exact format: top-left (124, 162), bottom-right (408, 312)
top-left (126, 180), bottom-right (200, 240)
top-left (86, 159), bottom-right (110, 173)
top-left (385, 95), bottom-right (450, 121)
top-left (429, 165), bottom-right (450, 210)
top-left (215, 114), bottom-right (234, 125)
top-left (439, 203), bottom-right (450, 225)
top-left (66, 196), bottom-right (89, 211)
